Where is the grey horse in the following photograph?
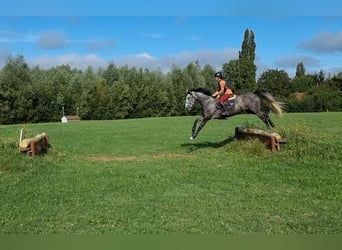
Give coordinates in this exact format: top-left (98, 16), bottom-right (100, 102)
top-left (185, 87), bottom-right (285, 139)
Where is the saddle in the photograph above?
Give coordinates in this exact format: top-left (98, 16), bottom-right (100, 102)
top-left (215, 95), bottom-right (236, 110)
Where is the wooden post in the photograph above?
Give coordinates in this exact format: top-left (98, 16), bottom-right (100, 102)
top-left (30, 141), bottom-right (36, 156)
top-left (270, 136), bottom-right (276, 152)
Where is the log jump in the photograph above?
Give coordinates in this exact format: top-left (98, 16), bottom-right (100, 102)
top-left (19, 132), bottom-right (50, 156)
top-left (235, 126), bottom-right (286, 152)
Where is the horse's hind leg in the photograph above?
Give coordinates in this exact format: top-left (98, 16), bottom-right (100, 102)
top-left (256, 112), bottom-right (275, 128)
top-left (266, 114), bottom-right (275, 127)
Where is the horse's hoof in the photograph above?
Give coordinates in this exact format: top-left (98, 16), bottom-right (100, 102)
top-left (190, 136), bottom-right (194, 140)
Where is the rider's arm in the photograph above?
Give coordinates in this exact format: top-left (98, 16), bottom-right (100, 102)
top-left (212, 91), bottom-right (219, 97)
top-left (212, 80), bottom-right (226, 97)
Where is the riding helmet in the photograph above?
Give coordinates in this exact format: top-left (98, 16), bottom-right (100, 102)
top-left (214, 72), bottom-right (223, 78)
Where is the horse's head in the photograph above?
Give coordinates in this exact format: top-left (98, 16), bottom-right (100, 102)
top-left (185, 88), bottom-right (213, 111)
top-left (185, 90), bottom-right (196, 111)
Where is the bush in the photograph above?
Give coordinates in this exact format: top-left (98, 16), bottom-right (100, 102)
top-left (277, 124), bottom-right (341, 160)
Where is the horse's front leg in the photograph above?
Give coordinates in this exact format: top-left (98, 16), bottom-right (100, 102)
top-left (190, 117), bottom-right (208, 140)
top-left (192, 116), bottom-right (202, 134)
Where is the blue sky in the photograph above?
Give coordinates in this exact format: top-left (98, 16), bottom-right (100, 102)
top-left (1, 0), bottom-right (342, 16)
top-left (1, 16), bottom-right (342, 77)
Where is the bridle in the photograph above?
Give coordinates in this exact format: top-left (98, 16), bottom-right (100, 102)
top-left (185, 91), bottom-right (196, 110)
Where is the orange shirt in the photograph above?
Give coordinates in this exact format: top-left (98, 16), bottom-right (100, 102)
top-left (218, 80), bottom-right (232, 95)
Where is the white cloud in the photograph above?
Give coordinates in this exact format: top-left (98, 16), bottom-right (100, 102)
top-left (274, 55), bottom-right (320, 68)
top-left (152, 48), bottom-right (239, 71)
top-left (28, 53), bottom-right (108, 70)
top-left (7, 48), bottom-right (340, 79)
top-left (37, 31), bottom-right (67, 49)
top-left (135, 52), bottom-right (155, 60)
top-left (0, 29), bottom-right (37, 43)
top-left (298, 31), bottom-right (342, 53)
top-left (87, 39), bottom-right (116, 51)
top-left (0, 46), bottom-right (10, 68)
top-left (327, 66), bottom-right (342, 77)
top-left (25, 47), bottom-right (239, 72)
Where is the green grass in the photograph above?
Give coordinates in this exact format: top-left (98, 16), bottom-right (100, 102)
top-left (0, 113), bottom-right (341, 233)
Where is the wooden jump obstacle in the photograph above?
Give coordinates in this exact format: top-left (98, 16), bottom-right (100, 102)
top-left (19, 131), bottom-right (50, 156)
top-left (235, 126), bottom-right (286, 152)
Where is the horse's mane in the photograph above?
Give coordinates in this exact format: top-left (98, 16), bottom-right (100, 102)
top-left (189, 87), bottom-right (212, 96)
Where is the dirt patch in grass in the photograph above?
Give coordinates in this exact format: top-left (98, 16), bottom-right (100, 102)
top-left (84, 153), bottom-right (197, 162)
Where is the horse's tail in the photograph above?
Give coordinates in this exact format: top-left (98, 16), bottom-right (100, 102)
top-left (254, 89), bottom-right (285, 117)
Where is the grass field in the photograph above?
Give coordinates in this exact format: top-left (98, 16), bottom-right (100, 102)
top-left (0, 113), bottom-right (341, 233)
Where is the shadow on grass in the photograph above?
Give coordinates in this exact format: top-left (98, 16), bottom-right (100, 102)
top-left (181, 136), bottom-right (236, 152)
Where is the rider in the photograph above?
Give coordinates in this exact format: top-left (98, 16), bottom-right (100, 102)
top-left (211, 71), bottom-right (233, 115)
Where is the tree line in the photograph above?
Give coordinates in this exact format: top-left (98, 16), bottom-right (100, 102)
top-left (0, 29), bottom-right (341, 124)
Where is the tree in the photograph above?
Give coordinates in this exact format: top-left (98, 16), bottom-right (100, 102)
top-left (239, 29), bottom-right (256, 61)
top-left (92, 78), bottom-right (112, 119)
top-left (223, 59), bottom-right (241, 91)
top-left (184, 61), bottom-right (205, 89)
top-left (136, 69), bottom-right (169, 117)
top-left (201, 64), bottom-right (216, 91)
top-left (29, 66), bottom-right (60, 122)
top-left (0, 54), bottom-right (32, 124)
top-left (330, 73), bottom-right (342, 91)
top-left (173, 62), bottom-right (206, 114)
top-left (295, 62), bottom-right (305, 77)
top-left (109, 79), bottom-right (131, 119)
top-left (223, 29), bottom-right (257, 92)
top-left (102, 63), bottom-right (120, 86)
top-left (257, 69), bottom-right (291, 97)
top-left (72, 66), bottom-right (97, 120)
top-left (238, 29), bottom-right (257, 91)
top-left (168, 66), bottom-right (185, 115)
top-left (317, 69), bottom-right (325, 84)
top-left (291, 75), bottom-right (316, 92)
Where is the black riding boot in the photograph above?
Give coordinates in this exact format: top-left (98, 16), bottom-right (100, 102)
top-left (220, 102), bottom-right (229, 116)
